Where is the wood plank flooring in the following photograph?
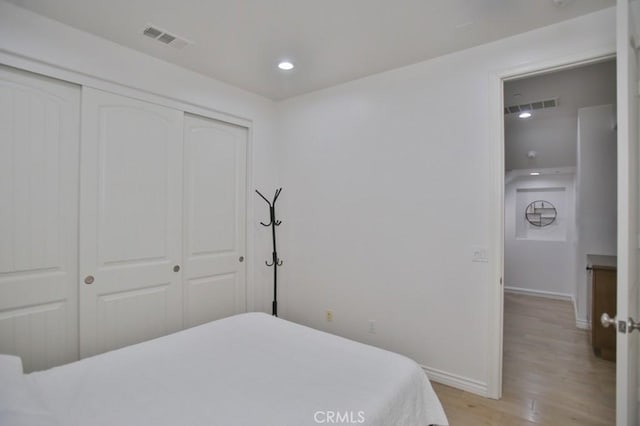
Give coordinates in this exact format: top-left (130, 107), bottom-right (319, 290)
top-left (432, 293), bottom-right (615, 425)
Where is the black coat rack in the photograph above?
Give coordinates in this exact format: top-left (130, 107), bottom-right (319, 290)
top-left (256, 188), bottom-right (282, 316)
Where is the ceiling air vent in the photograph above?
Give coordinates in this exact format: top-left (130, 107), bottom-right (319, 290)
top-left (504, 97), bottom-right (559, 115)
top-left (142, 24), bottom-right (192, 49)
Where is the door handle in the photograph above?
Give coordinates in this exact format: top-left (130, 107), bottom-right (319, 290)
top-left (601, 313), bottom-right (640, 334)
top-left (84, 275), bottom-right (95, 285)
top-left (600, 312), bottom-right (616, 328)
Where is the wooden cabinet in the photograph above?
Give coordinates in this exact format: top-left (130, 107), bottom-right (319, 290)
top-left (591, 261), bottom-right (617, 362)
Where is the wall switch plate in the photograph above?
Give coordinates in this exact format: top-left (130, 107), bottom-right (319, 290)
top-left (471, 246), bottom-right (488, 263)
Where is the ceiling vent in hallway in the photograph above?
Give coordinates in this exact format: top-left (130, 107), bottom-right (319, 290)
top-left (142, 24), bottom-right (192, 49)
top-left (504, 98), bottom-right (558, 115)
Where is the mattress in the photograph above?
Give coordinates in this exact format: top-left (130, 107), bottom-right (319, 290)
top-left (3, 313), bottom-right (448, 425)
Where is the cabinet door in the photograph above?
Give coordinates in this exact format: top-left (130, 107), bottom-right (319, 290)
top-left (183, 113), bottom-right (247, 327)
top-left (0, 65), bottom-right (80, 372)
top-left (79, 88), bottom-right (183, 358)
top-left (592, 268), bottom-right (617, 361)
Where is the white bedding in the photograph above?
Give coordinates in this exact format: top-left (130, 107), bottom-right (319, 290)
top-left (13, 313), bottom-right (447, 425)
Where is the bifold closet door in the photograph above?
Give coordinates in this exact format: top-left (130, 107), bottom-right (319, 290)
top-left (79, 88), bottom-right (183, 358)
top-left (0, 65), bottom-right (80, 372)
top-left (183, 113), bottom-right (247, 328)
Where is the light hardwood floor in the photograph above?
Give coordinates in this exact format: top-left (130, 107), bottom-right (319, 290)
top-left (432, 293), bottom-right (615, 425)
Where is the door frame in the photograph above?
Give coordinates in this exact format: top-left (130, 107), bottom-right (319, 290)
top-left (487, 47), bottom-right (616, 399)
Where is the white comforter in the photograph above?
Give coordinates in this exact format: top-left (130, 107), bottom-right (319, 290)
top-left (13, 313), bottom-right (448, 425)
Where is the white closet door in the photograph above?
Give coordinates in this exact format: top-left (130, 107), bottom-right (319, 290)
top-left (183, 113), bottom-right (246, 328)
top-left (0, 65), bottom-right (80, 372)
top-left (79, 88), bottom-right (183, 358)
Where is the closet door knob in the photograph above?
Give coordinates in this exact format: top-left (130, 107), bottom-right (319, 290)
top-left (84, 275), bottom-right (95, 285)
top-left (239, 256), bottom-right (244, 263)
top-left (173, 265), bottom-right (180, 272)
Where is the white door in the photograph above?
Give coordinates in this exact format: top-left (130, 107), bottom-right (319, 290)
top-left (183, 113), bottom-right (247, 328)
top-left (0, 65), bottom-right (80, 372)
top-left (615, 0), bottom-right (640, 424)
top-left (79, 88), bottom-right (183, 358)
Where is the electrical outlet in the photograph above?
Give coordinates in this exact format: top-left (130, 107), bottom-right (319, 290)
top-left (368, 320), bottom-right (376, 334)
top-left (326, 310), bottom-right (333, 322)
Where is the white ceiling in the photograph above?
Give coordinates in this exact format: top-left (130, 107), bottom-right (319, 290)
top-left (504, 59), bottom-right (617, 171)
top-left (8, 0), bottom-right (614, 100)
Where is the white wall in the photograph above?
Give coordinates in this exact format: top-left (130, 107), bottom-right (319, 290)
top-left (506, 114), bottom-right (579, 170)
top-left (504, 173), bottom-right (576, 299)
top-left (0, 1), bottom-right (279, 312)
top-left (575, 104), bottom-right (617, 324)
top-left (276, 9), bottom-right (615, 394)
top-left (504, 60), bottom-right (616, 171)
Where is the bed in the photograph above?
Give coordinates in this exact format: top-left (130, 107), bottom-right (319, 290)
top-left (0, 313), bottom-right (448, 425)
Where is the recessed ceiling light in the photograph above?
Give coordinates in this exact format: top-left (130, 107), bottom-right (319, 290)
top-left (278, 61), bottom-right (294, 71)
top-left (530, 172), bottom-right (540, 176)
top-left (519, 111), bottom-right (532, 119)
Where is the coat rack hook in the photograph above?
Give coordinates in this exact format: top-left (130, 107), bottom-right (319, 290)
top-left (255, 189), bottom-right (272, 206)
top-left (256, 188), bottom-right (283, 317)
top-left (273, 187), bottom-right (282, 203)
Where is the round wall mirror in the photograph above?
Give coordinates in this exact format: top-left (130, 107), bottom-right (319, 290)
top-left (525, 200), bottom-right (557, 227)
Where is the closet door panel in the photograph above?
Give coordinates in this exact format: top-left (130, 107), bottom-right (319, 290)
top-left (98, 108), bottom-right (169, 264)
top-left (183, 114), bottom-right (246, 328)
top-left (185, 274), bottom-right (237, 328)
top-left (0, 65), bottom-right (80, 372)
top-left (80, 88), bottom-right (183, 358)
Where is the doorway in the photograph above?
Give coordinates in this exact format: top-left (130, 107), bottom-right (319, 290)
top-left (499, 58), bottom-right (617, 423)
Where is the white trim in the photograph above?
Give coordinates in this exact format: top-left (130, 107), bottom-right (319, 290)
top-left (0, 50), bottom-right (252, 129)
top-left (575, 318), bottom-right (590, 330)
top-left (504, 286), bottom-right (573, 301)
top-left (245, 124), bottom-right (257, 312)
top-left (0, 48), bottom-right (258, 313)
top-left (571, 294), bottom-right (590, 330)
top-left (487, 62), bottom-right (505, 401)
top-left (504, 166), bottom-right (577, 185)
top-left (488, 46), bottom-right (616, 401)
top-left (421, 365), bottom-right (488, 397)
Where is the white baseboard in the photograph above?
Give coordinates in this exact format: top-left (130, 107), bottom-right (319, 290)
top-left (504, 286), bottom-right (573, 302)
top-left (571, 295), bottom-right (591, 329)
top-left (575, 318), bottom-right (590, 330)
top-left (421, 365), bottom-right (488, 397)
top-left (505, 287), bottom-right (590, 330)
